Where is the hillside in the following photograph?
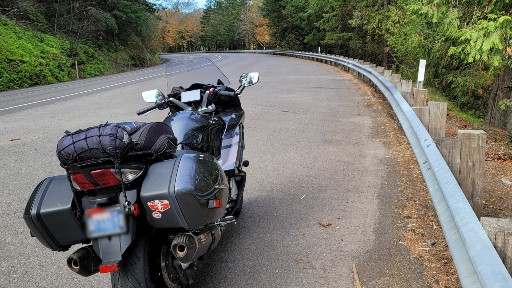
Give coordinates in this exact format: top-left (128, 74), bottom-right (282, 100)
top-left (0, 17), bottom-right (114, 91)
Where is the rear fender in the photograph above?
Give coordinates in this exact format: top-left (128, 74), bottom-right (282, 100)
top-left (84, 190), bottom-right (138, 265)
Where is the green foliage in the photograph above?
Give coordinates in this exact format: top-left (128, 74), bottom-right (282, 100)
top-left (1, 0), bottom-right (161, 67)
top-left (449, 15), bottom-right (512, 71)
top-left (200, 0), bottom-right (251, 50)
top-left (0, 17), bottom-right (113, 91)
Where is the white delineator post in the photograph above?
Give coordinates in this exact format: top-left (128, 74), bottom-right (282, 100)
top-left (417, 59), bottom-right (426, 89)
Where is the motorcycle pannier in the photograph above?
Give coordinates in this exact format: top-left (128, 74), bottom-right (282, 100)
top-left (23, 175), bottom-right (88, 251)
top-left (56, 122), bottom-right (177, 168)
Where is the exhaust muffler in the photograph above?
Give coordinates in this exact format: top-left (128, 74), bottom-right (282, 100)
top-left (66, 246), bottom-right (101, 277)
top-left (171, 225), bottom-right (221, 264)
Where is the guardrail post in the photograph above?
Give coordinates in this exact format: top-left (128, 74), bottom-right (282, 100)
top-left (480, 217), bottom-right (512, 274)
top-left (401, 80), bottom-right (413, 103)
top-left (413, 88), bottom-right (428, 106)
top-left (428, 102), bottom-right (447, 138)
top-left (376, 66), bottom-right (385, 75)
top-left (435, 137), bottom-right (462, 182)
top-left (391, 73), bottom-right (401, 89)
top-left (412, 107), bottom-right (430, 128)
top-left (458, 130), bottom-right (486, 218)
top-left (383, 70), bottom-right (392, 81)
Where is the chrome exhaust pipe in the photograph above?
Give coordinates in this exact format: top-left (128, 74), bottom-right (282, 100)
top-left (171, 226), bottom-right (221, 264)
top-left (66, 246), bottom-right (101, 277)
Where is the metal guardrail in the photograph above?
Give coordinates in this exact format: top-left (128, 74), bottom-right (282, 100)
top-left (268, 51), bottom-right (512, 288)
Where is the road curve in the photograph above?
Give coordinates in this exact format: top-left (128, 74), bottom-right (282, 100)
top-left (0, 53), bottom-right (425, 287)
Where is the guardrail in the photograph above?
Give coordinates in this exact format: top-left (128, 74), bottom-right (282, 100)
top-left (268, 51), bottom-right (512, 287)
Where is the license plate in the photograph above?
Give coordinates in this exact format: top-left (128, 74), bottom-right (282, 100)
top-left (85, 205), bottom-right (126, 239)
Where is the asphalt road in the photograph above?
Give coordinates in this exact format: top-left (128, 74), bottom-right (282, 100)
top-left (0, 54), bottom-right (425, 287)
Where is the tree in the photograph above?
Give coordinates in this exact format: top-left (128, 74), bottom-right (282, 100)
top-left (160, 8), bottom-right (202, 52)
top-left (449, 11), bottom-right (512, 131)
top-left (200, 0), bottom-right (247, 50)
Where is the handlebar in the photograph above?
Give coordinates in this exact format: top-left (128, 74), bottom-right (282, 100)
top-left (137, 86), bottom-right (240, 116)
top-left (136, 104), bottom-right (158, 115)
top-left (216, 90), bottom-right (239, 97)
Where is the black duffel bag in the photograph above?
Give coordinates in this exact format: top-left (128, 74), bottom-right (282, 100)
top-left (56, 122), bottom-right (177, 168)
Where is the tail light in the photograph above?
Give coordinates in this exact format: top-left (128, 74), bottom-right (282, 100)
top-left (70, 173), bottom-right (95, 191)
top-left (90, 169), bottom-right (121, 187)
top-left (71, 168), bottom-right (144, 191)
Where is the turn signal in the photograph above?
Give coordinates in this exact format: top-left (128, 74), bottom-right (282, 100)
top-left (120, 168), bottom-right (144, 183)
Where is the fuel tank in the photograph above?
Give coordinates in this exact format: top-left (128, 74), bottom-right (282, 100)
top-left (140, 151), bottom-right (228, 230)
top-left (164, 111), bottom-right (225, 158)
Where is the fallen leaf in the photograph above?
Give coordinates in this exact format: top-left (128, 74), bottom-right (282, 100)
top-left (318, 222), bottom-right (332, 228)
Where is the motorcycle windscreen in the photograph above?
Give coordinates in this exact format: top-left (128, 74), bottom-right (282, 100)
top-left (162, 56), bottom-right (231, 93)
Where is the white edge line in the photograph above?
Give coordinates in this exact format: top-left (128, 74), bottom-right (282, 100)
top-left (1, 54), bottom-right (224, 112)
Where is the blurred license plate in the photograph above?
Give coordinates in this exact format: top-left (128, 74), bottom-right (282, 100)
top-left (85, 205), bottom-right (126, 238)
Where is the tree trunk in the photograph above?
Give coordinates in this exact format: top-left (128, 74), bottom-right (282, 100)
top-left (485, 66), bottom-right (512, 133)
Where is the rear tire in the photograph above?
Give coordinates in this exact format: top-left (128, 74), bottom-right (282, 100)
top-left (229, 173), bottom-right (245, 217)
top-left (111, 227), bottom-right (181, 288)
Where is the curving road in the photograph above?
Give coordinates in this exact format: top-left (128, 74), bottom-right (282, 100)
top-left (0, 53), bottom-right (425, 287)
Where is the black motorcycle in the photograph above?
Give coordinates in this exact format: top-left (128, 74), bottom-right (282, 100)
top-left (23, 56), bottom-right (259, 287)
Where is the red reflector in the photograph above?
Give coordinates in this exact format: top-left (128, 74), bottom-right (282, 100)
top-left (70, 173), bottom-right (95, 191)
top-left (91, 169), bottom-right (121, 188)
top-left (86, 207), bottom-right (105, 215)
top-left (99, 263), bottom-right (119, 273)
top-left (132, 203), bottom-right (140, 216)
top-left (208, 199), bottom-right (222, 209)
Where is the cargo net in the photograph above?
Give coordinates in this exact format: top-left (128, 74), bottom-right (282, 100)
top-left (56, 122), bottom-right (177, 169)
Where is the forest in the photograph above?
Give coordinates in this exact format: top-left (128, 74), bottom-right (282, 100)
top-left (1, 0), bottom-right (511, 133)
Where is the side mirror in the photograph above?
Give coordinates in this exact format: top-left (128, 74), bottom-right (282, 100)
top-left (142, 90), bottom-right (166, 103)
top-left (239, 72), bottom-right (260, 87)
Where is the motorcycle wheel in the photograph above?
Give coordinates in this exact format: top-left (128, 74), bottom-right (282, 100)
top-left (111, 227), bottom-right (181, 288)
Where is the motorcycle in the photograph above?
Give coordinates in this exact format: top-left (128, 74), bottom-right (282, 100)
top-left (23, 56), bottom-right (259, 287)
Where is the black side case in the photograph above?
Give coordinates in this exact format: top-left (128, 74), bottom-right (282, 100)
top-left (23, 175), bottom-right (88, 251)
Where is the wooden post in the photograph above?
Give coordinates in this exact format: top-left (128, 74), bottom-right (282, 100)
top-left (413, 107), bottom-right (430, 128)
top-left (383, 70), bottom-right (392, 81)
top-left (401, 80), bottom-right (413, 102)
top-left (376, 67), bottom-right (385, 75)
top-left (370, 64), bottom-right (377, 69)
top-left (435, 137), bottom-right (462, 181)
top-left (428, 102), bottom-right (447, 138)
top-left (413, 88), bottom-right (428, 107)
top-left (480, 217), bottom-right (512, 274)
top-left (391, 73), bottom-right (401, 86)
top-left (458, 130), bottom-right (486, 218)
